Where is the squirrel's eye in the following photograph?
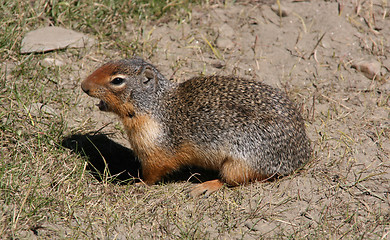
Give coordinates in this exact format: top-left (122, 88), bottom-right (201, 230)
top-left (111, 77), bottom-right (124, 85)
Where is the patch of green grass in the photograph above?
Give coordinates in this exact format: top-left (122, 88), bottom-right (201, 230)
top-left (0, 52), bottom-right (78, 237)
top-left (0, 0), bottom-right (200, 61)
top-left (0, 0), bottom-right (204, 238)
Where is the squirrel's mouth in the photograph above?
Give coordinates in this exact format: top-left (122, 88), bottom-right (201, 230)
top-left (97, 100), bottom-right (109, 111)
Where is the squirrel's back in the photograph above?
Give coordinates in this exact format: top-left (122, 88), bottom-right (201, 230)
top-left (161, 75), bottom-right (311, 176)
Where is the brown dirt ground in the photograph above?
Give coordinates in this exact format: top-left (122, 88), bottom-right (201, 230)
top-left (60, 0), bottom-right (389, 238)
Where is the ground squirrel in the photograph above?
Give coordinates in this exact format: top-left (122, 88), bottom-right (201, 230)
top-left (81, 58), bottom-right (312, 196)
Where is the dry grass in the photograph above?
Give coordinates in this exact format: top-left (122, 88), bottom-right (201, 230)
top-left (1, 0), bottom-right (389, 239)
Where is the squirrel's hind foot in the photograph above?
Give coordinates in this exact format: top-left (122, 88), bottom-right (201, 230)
top-left (189, 179), bottom-right (224, 197)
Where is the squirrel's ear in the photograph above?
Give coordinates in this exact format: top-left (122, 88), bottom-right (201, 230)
top-left (142, 66), bottom-right (155, 85)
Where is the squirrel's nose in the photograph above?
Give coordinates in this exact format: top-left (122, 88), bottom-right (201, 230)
top-left (81, 81), bottom-right (90, 95)
top-left (81, 86), bottom-right (89, 94)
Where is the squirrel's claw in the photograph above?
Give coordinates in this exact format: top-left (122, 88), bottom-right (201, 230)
top-left (189, 179), bottom-right (224, 197)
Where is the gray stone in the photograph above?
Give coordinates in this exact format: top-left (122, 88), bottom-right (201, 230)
top-left (351, 60), bottom-right (382, 80)
top-left (21, 26), bottom-right (95, 53)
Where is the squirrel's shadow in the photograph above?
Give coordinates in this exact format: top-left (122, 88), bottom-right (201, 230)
top-left (61, 133), bottom-right (218, 184)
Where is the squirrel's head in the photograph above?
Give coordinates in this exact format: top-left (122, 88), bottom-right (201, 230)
top-left (81, 58), bottom-right (171, 118)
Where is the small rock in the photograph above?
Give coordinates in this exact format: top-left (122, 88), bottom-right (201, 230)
top-left (351, 61), bottom-right (381, 80)
top-left (212, 62), bottom-right (224, 69)
top-left (21, 26), bottom-right (95, 53)
top-left (40, 57), bottom-right (65, 67)
top-left (271, 4), bottom-right (290, 17)
top-left (216, 37), bottom-right (234, 50)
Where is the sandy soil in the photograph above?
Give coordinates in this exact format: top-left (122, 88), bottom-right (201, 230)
top-left (67, 0), bottom-right (389, 238)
